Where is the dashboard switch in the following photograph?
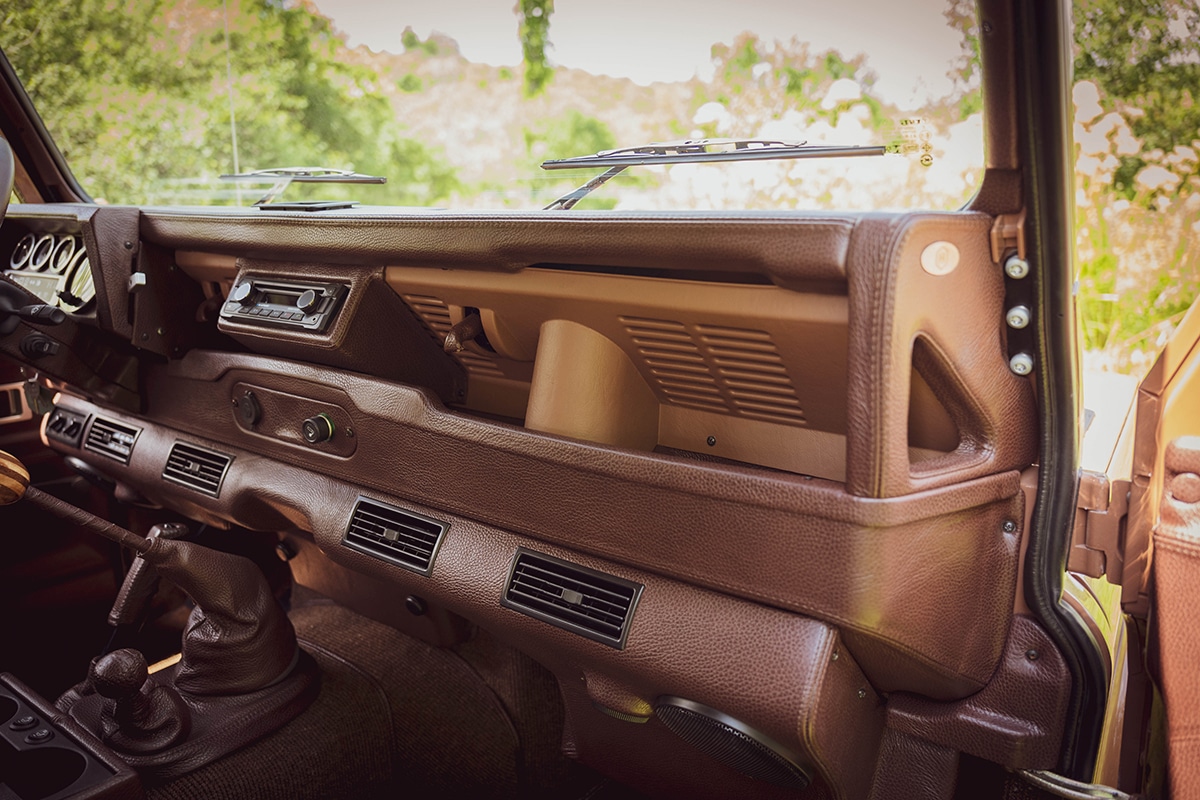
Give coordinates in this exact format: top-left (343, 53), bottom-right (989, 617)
top-left (301, 413), bottom-right (335, 444)
top-left (237, 390), bottom-right (262, 427)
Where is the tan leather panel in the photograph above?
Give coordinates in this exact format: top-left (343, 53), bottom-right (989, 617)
top-left (1152, 437), bottom-right (1200, 800)
top-left (54, 361), bottom-right (1021, 699)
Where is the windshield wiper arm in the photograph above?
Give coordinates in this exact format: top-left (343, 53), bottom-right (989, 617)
top-left (540, 138), bottom-right (887, 209)
top-left (219, 167), bottom-right (386, 206)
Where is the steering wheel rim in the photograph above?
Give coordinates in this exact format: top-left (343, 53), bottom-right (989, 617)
top-left (0, 137), bottom-right (13, 226)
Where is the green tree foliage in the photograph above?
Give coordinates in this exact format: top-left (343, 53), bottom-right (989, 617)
top-left (0, 0), bottom-right (457, 206)
top-left (516, 0), bottom-right (554, 97)
top-left (1074, 0), bottom-right (1200, 196)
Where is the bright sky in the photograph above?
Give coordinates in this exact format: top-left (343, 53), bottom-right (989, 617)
top-left (309, 0), bottom-right (966, 107)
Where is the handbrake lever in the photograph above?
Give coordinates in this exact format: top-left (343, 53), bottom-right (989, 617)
top-left (108, 521), bottom-right (190, 628)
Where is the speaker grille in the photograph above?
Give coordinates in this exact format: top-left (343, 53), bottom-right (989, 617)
top-left (654, 697), bottom-right (811, 790)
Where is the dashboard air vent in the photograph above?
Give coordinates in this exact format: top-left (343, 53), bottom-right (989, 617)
top-left (162, 442), bottom-right (232, 497)
top-left (83, 418), bottom-right (140, 464)
top-left (343, 497), bottom-right (447, 575)
top-left (502, 549), bottom-right (643, 649)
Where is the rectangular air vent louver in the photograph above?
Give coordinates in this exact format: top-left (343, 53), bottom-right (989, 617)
top-left (162, 442), bottom-right (232, 497)
top-left (342, 497), bottom-right (448, 576)
top-left (502, 549), bottom-right (643, 649)
top-left (83, 417), bottom-right (140, 465)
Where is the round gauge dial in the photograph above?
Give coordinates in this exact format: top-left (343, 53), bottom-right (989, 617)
top-left (50, 235), bottom-right (77, 274)
top-left (10, 233), bottom-right (36, 270)
top-left (61, 252), bottom-right (96, 311)
top-left (29, 234), bottom-right (56, 272)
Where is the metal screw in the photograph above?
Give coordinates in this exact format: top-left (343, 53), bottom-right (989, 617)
top-left (1025, 649), bottom-right (1040, 662)
top-left (231, 398), bottom-right (239, 407)
top-left (1003, 520), bottom-right (1018, 534)
top-left (1004, 255), bottom-right (1030, 279)
top-left (345, 427), bottom-right (354, 438)
top-left (1006, 305), bottom-right (1031, 329)
top-left (1009, 353), bottom-right (1034, 375)
top-left (706, 436), bottom-right (717, 447)
top-left (856, 688), bottom-right (867, 699)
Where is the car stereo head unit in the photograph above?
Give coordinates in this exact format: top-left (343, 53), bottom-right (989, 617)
top-left (219, 277), bottom-right (347, 333)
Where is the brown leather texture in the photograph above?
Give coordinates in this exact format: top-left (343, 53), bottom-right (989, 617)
top-left (54, 352), bottom-right (1022, 698)
top-left (885, 614), bottom-right (1070, 769)
top-left (218, 260), bottom-right (465, 403)
top-left (82, 206), bottom-right (140, 340)
top-left (1152, 436), bottom-right (1200, 800)
top-left (143, 209), bottom-right (859, 289)
top-left (844, 213), bottom-right (1036, 498)
top-left (867, 727), bottom-right (958, 800)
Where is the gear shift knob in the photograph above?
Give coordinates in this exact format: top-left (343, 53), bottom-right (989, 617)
top-left (91, 649), bottom-right (149, 700)
top-left (0, 449), bottom-right (30, 505)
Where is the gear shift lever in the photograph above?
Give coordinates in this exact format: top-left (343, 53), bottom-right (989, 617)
top-left (2, 449), bottom-right (318, 781)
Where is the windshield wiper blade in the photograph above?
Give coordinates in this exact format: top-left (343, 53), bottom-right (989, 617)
top-left (542, 138), bottom-right (886, 169)
top-left (540, 138), bottom-right (887, 209)
top-left (219, 166), bottom-right (386, 205)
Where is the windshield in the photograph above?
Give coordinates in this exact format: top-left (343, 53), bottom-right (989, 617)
top-left (0, 0), bottom-right (983, 210)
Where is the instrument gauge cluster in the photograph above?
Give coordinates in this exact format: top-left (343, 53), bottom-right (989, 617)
top-left (5, 232), bottom-right (96, 312)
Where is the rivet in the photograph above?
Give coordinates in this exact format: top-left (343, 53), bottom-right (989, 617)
top-left (156, 327), bottom-right (165, 336)
top-left (982, 20), bottom-right (994, 34)
top-left (345, 427), bottom-right (355, 438)
top-left (706, 436), bottom-right (717, 447)
top-left (1010, 353), bottom-right (1034, 375)
top-left (1025, 649), bottom-right (1040, 662)
top-left (1003, 520), bottom-right (1018, 534)
top-left (1004, 255), bottom-right (1030, 279)
top-left (123, 241), bottom-right (133, 250)
top-left (831, 650), bottom-right (840, 661)
top-left (140, 333), bottom-right (149, 341)
top-left (857, 688), bottom-right (867, 699)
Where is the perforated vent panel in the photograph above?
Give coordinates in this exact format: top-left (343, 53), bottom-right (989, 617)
top-left (83, 418), bottom-right (140, 465)
top-left (654, 697), bottom-right (811, 790)
top-left (502, 549), bottom-right (642, 649)
top-left (621, 317), bottom-right (807, 426)
top-left (343, 496), bottom-right (447, 575)
top-left (162, 442), bottom-right (232, 497)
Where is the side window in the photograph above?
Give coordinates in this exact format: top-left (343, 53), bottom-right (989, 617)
top-left (1074, 2), bottom-right (1200, 377)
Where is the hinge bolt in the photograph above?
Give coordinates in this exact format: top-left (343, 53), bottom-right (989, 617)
top-left (1004, 255), bottom-right (1030, 279)
top-left (1006, 305), bottom-right (1031, 329)
top-left (1009, 353), bottom-right (1034, 375)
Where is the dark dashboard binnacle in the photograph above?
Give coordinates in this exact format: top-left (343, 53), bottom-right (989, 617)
top-left (0, 204), bottom-right (1064, 799)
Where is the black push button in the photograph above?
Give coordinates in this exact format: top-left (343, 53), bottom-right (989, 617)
top-left (10, 714), bottom-right (38, 731)
top-left (25, 728), bottom-right (54, 744)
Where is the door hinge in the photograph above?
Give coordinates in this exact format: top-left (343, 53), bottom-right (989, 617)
top-left (1068, 471), bottom-right (1131, 583)
top-left (990, 208), bottom-right (1027, 263)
